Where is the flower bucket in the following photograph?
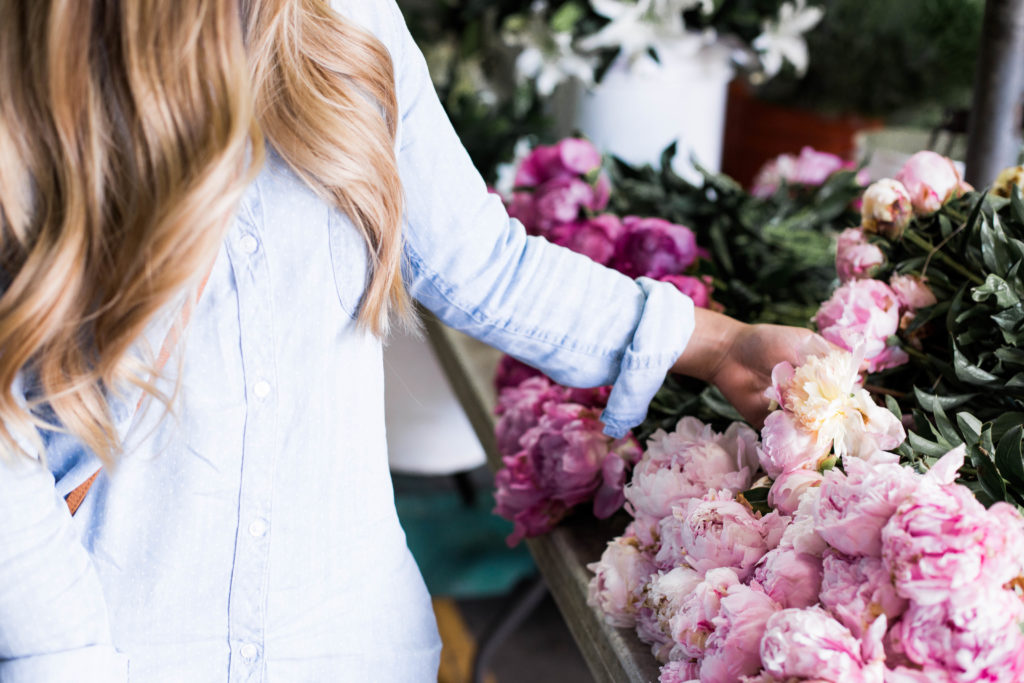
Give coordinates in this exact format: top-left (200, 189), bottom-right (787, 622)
top-left (571, 49), bottom-right (733, 183)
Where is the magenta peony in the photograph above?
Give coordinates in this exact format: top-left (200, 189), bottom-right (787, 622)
top-left (700, 584), bottom-right (781, 682)
top-left (666, 567), bottom-right (741, 661)
top-left (836, 228), bottom-right (886, 282)
top-left (860, 179), bottom-right (913, 239)
top-left (673, 490), bottom-right (788, 581)
top-left (819, 552), bottom-right (907, 639)
top-left (895, 587), bottom-right (1024, 682)
top-left (658, 274), bottom-right (715, 309)
top-left (612, 216), bottom-right (698, 279)
top-left (493, 355), bottom-right (543, 393)
top-left (494, 376), bottom-right (567, 454)
top-left (587, 534), bottom-right (657, 628)
top-left (548, 213), bottom-right (624, 265)
top-left (760, 607), bottom-right (885, 682)
top-left (814, 458), bottom-right (920, 557)
top-left (515, 137), bottom-right (602, 186)
top-left (494, 401), bottom-right (641, 545)
top-left (896, 151), bottom-right (970, 215)
top-left (625, 418), bottom-right (759, 521)
top-left (814, 279), bottom-right (908, 373)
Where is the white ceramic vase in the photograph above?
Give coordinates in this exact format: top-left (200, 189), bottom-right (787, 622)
top-left (562, 45), bottom-right (733, 183)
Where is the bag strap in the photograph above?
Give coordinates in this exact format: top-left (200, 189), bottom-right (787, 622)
top-left (65, 266), bottom-right (213, 515)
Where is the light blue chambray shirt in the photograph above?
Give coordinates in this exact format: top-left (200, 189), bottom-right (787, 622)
top-left (0, 2), bottom-right (695, 681)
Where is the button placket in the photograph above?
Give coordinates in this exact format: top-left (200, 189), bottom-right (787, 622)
top-left (224, 203), bottom-right (279, 683)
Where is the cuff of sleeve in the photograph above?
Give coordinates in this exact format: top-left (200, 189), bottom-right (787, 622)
top-left (601, 278), bottom-right (695, 438)
top-left (0, 646), bottom-right (128, 683)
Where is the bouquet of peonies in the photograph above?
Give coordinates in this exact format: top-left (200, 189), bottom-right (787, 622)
top-left (588, 343), bottom-right (1024, 682)
top-left (810, 151), bottom-right (1024, 509)
top-left (493, 138), bottom-right (716, 544)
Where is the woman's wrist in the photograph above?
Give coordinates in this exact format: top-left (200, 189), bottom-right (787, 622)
top-left (671, 308), bottom-right (748, 382)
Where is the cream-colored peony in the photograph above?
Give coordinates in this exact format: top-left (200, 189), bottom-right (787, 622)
top-left (768, 343), bottom-right (905, 460)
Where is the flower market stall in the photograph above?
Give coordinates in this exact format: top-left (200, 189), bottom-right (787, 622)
top-left (425, 134), bottom-right (1024, 682)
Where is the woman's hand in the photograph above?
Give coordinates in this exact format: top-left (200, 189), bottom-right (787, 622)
top-left (672, 308), bottom-right (815, 428)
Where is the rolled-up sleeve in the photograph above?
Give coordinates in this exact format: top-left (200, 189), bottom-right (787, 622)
top-left (0, 379), bottom-right (127, 682)
top-left (385, 2), bottom-right (695, 436)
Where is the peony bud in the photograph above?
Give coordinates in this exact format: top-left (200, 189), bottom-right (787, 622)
top-left (896, 151), bottom-right (971, 215)
top-left (860, 179), bottom-right (913, 239)
top-left (992, 165), bottom-right (1024, 198)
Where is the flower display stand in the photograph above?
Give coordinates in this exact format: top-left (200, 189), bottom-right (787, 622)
top-left (421, 312), bottom-right (660, 683)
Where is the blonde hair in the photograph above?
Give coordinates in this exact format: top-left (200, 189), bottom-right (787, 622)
top-left (0, 0), bottom-right (409, 463)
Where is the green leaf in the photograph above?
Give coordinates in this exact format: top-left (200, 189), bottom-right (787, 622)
top-left (931, 401), bottom-right (961, 446)
top-left (1011, 184), bottom-right (1024, 225)
top-left (972, 274), bottom-right (1020, 308)
top-left (974, 426), bottom-right (1007, 502)
top-left (914, 387), bottom-right (976, 412)
top-left (885, 394), bottom-right (902, 420)
top-left (953, 344), bottom-right (1000, 385)
top-left (908, 430), bottom-right (954, 458)
top-left (992, 413), bottom-right (1024, 442)
top-left (956, 412), bottom-right (984, 445)
top-left (995, 425), bottom-right (1024, 488)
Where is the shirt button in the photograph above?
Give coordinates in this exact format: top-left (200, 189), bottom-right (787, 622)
top-left (239, 643), bottom-right (259, 661)
top-left (248, 518), bottom-right (268, 538)
top-left (239, 234), bottom-right (259, 255)
top-left (253, 380), bottom-right (272, 399)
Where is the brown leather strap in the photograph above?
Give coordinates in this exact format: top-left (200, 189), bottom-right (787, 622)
top-left (64, 266), bottom-right (214, 514)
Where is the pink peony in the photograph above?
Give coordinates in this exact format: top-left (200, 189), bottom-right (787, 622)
top-left (625, 418), bottom-right (759, 521)
top-left (673, 490), bottom-right (788, 580)
top-left (666, 567), bottom-right (741, 661)
top-left (882, 476), bottom-right (1024, 605)
top-left (494, 401), bottom-right (641, 545)
top-left (753, 546), bottom-right (823, 609)
top-left (659, 660), bottom-right (700, 683)
top-left (814, 458), bottom-right (920, 557)
top-left (612, 216), bottom-right (698, 279)
top-left (644, 566), bottom-right (704, 642)
top-left (895, 587), bottom-right (1024, 682)
top-left (751, 147), bottom-right (857, 197)
top-left (760, 607), bottom-right (885, 682)
top-left (758, 410), bottom-right (827, 479)
top-left (549, 213), bottom-right (624, 265)
top-left (637, 605), bottom-right (676, 663)
top-left (889, 273), bottom-right (937, 330)
top-left (767, 468), bottom-right (824, 516)
top-left (836, 228), bottom-right (886, 282)
top-left (860, 179), bottom-right (913, 239)
top-left (896, 151), bottom-right (970, 215)
top-left (700, 584), bottom-right (781, 682)
top-left (659, 274), bottom-right (715, 309)
top-left (493, 355), bottom-right (543, 393)
top-left (587, 534), bottom-right (657, 628)
top-left (494, 376), bottom-right (566, 454)
top-left (819, 552), bottom-right (907, 639)
top-left (778, 487), bottom-right (828, 557)
top-left (532, 176), bottom-right (600, 232)
top-left (814, 279), bottom-right (909, 373)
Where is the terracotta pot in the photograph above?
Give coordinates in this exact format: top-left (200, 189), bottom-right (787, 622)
top-left (721, 81), bottom-right (883, 188)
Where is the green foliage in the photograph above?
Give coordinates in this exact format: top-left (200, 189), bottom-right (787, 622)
top-left (757, 0), bottom-right (984, 120)
top-left (608, 146), bottom-right (862, 327)
top-left (868, 187), bottom-right (1024, 506)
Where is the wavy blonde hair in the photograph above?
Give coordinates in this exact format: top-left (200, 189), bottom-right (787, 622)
top-left (0, 0), bottom-right (409, 464)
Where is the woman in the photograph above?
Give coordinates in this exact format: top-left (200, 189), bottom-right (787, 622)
top-left (0, 1), bottom-right (811, 680)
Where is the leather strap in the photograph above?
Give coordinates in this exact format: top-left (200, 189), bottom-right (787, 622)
top-left (64, 266), bottom-right (213, 515)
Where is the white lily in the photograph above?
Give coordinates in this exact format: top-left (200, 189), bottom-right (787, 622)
top-left (751, 0), bottom-right (824, 78)
top-left (579, 0), bottom-right (710, 65)
top-left (506, 2), bottom-right (597, 95)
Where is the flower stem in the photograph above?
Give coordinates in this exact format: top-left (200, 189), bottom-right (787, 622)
top-left (903, 230), bottom-right (984, 285)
